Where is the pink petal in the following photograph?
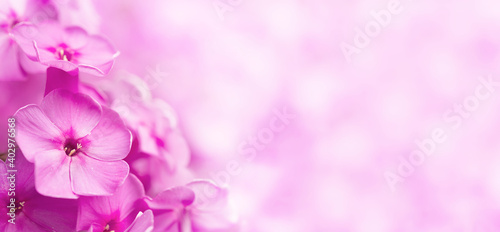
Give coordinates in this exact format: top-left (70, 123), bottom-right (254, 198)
top-left (76, 197), bottom-right (111, 231)
top-left (0, 161), bottom-right (8, 193)
top-left (148, 186), bottom-right (195, 210)
top-left (18, 48), bottom-right (46, 74)
top-left (186, 181), bottom-right (234, 230)
top-left (187, 181), bottom-right (228, 210)
top-left (87, 224), bottom-right (105, 232)
top-left (15, 105), bottom-right (63, 162)
top-left (43, 59), bottom-right (79, 73)
top-left (25, 195), bottom-right (78, 231)
top-left (70, 154), bottom-right (129, 196)
top-left (77, 174), bottom-right (145, 231)
top-left (2, 213), bottom-right (46, 231)
top-left (0, 35), bottom-right (25, 81)
top-left (124, 210), bottom-right (154, 232)
top-left (13, 151), bottom-right (35, 196)
top-left (111, 174), bottom-right (146, 221)
top-left (150, 211), bottom-right (180, 232)
top-left (78, 61), bottom-right (113, 76)
top-left (40, 89), bottom-right (102, 138)
top-left (163, 132), bottom-right (190, 169)
top-left (63, 26), bottom-right (89, 49)
top-left (10, 22), bottom-right (42, 60)
top-left (44, 66), bottom-right (79, 96)
top-left (33, 149), bottom-right (77, 199)
top-left (81, 107), bottom-right (132, 161)
top-left (75, 35), bottom-right (118, 76)
top-left (11, 22), bottom-right (63, 59)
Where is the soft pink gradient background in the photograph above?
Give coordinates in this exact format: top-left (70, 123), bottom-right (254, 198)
top-left (95, 0), bottom-right (500, 231)
top-left (4, 0), bottom-right (500, 231)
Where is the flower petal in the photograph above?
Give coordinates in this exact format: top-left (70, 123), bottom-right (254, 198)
top-left (63, 26), bottom-right (89, 49)
top-left (0, 36), bottom-right (26, 81)
top-left (11, 22), bottom-right (63, 59)
top-left (40, 89), bottom-right (102, 138)
top-left (124, 210), bottom-right (154, 232)
top-left (43, 59), bottom-right (79, 73)
top-left (18, 48), bottom-right (46, 74)
top-left (77, 174), bottom-right (145, 231)
top-left (76, 197), bottom-right (111, 231)
top-left (150, 210), bottom-right (180, 232)
top-left (148, 186), bottom-right (195, 210)
top-left (33, 149), bottom-right (76, 199)
top-left (13, 151), bottom-right (35, 196)
top-left (81, 107), bottom-right (131, 161)
top-left (11, 22), bottom-right (43, 60)
top-left (112, 174), bottom-right (146, 221)
top-left (70, 155), bottom-right (129, 196)
top-left (15, 104), bottom-right (63, 162)
top-left (187, 180), bottom-right (228, 210)
top-left (75, 35), bottom-right (118, 76)
top-left (24, 195), bottom-right (78, 231)
top-left (186, 181), bottom-right (234, 230)
top-left (45, 66), bottom-right (79, 96)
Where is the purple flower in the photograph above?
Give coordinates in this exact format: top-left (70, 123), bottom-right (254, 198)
top-left (15, 89), bottom-right (131, 199)
top-left (147, 181), bottom-right (235, 232)
top-left (11, 22), bottom-right (119, 76)
top-left (77, 174), bottom-right (150, 232)
top-left (0, 151), bottom-right (78, 231)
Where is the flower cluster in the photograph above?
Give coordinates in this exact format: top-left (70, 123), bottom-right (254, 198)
top-left (0, 1), bottom-right (235, 231)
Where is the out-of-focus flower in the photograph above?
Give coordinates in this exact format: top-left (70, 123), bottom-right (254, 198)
top-left (0, 0), bottom-right (54, 80)
top-left (80, 72), bottom-right (193, 196)
top-left (123, 98), bottom-right (192, 197)
top-left (15, 89), bottom-right (131, 199)
top-left (50, 0), bottom-right (101, 33)
top-left (0, 73), bottom-right (45, 153)
top-left (0, 151), bottom-right (77, 231)
top-left (77, 174), bottom-right (150, 232)
top-left (85, 210), bottom-right (154, 232)
top-left (11, 22), bottom-right (118, 76)
top-left (147, 181), bottom-right (235, 232)
top-left (124, 210), bottom-right (155, 232)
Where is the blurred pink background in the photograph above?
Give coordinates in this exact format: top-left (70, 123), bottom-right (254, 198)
top-left (74, 0), bottom-right (500, 231)
top-left (4, 0), bottom-right (500, 231)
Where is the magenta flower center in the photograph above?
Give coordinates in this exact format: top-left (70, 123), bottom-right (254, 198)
top-left (16, 201), bottom-right (25, 212)
top-left (57, 47), bottom-right (75, 62)
top-left (64, 138), bottom-right (82, 156)
top-left (1, 11), bottom-right (22, 33)
top-left (103, 222), bottom-right (116, 232)
top-left (7, 200), bottom-right (25, 215)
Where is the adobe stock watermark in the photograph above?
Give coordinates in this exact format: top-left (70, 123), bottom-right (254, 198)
top-left (340, 0), bottom-right (406, 63)
top-left (208, 106), bottom-right (296, 190)
top-left (384, 75), bottom-right (500, 192)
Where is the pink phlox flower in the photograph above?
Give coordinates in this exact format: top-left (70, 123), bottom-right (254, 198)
top-left (15, 89), bottom-right (131, 199)
top-left (146, 180), bottom-right (236, 232)
top-left (77, 174), bottom-right (152, 232)
top-left (11, 22), bottom-right (119, 76)
top-left (0, 151), bottom-right (78, 231)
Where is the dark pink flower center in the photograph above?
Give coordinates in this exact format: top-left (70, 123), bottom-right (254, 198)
top-left (103, 222), bottom-right (117, 232)
top-left (16, 201), bottom-right (24, 212)
top-left (1, 10), bottom-right (22, 33)
top-left (57, 47), bottom-right (75, 62)
top-left (7, 200), bottom-right (25, 215)
top-left (64, 138), bottom-right (82, 156)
